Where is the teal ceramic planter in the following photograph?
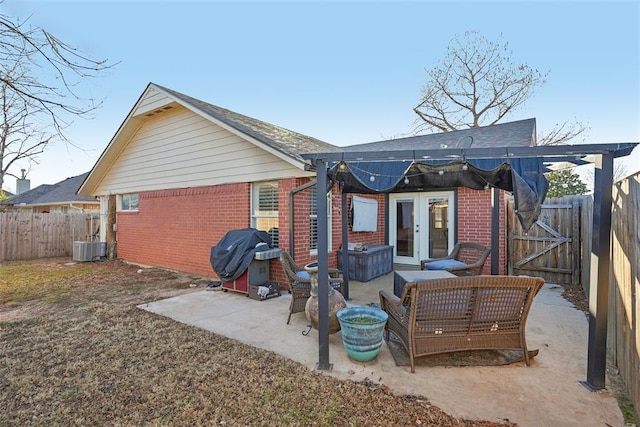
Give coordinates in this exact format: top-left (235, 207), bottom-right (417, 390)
top-left (337, 306), bottom-right (388, 362)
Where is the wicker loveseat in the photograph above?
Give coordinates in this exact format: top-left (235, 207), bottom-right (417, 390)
top-left (379, 275), bottom-right (545, 372)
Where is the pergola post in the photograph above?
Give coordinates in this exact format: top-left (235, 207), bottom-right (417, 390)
top-left (491, 187), bottom-right (500, 275)
top-left (316, 159), bottom-right (331, 370)
top-left (584, 153), bottom-right (614, 390)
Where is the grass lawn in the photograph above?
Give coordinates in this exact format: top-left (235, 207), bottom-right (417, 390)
top-left (1, 258), bottom-right (515, 426)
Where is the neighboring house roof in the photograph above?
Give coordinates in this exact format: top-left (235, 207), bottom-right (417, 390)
top-left (2, 173), bottom-right (97, 208)
top-left (342, 118), bottom-right (537, 152)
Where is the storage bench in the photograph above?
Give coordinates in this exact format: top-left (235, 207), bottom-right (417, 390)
top-left (339, 244), bottom-right (393, 282)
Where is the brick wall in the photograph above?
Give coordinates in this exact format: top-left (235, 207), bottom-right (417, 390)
top-left (116, 182), bottom-right (506, 287)
top-left (117, 183), bottom-right (251, 278)
top-left (345, 194), bottom-right (386, 247)
top-left (116, 178), bottom-right (330, 290)
top-left (456, 187), bottom-right (506, 274)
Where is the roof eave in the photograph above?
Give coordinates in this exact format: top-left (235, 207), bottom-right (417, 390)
top-left (302, 143), bottom-right (639, 164)
top-left (78, 84), bottom-right (154, 196)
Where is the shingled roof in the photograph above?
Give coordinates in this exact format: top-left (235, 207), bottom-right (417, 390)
top-left (155, 84), bottom-right (343, 163)
top-left (342, 118), bottom-right (537, 152)
top-left (2, 173), bottom-right (97, 207)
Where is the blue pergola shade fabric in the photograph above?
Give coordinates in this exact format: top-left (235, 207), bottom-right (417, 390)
top-left (328, 158), bottom-right (548, 231)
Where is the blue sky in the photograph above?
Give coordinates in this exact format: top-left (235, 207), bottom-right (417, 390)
top-left (2, 0), bottom-right (639, 190)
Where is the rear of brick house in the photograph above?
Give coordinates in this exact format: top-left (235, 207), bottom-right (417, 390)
top-left (79, 83), bottom-right (530, 287)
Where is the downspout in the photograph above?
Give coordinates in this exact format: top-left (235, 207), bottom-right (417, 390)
top-left (288, 179), bottom-right (317, 259)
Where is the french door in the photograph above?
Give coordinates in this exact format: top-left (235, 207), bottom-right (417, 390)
top-left (389, 192), bottom-right (455, 265)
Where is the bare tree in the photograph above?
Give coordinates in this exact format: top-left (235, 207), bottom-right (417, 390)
top-left (582, 160), bottom-right (629, 189)
top-left (537, 119), bottom-right (588, 145)
top-left (0, 8), bottom-right (117, 189)
top-left (413, 31), bottom-right (586, 146)
top-left (0, 60), bottom-right (52, 189)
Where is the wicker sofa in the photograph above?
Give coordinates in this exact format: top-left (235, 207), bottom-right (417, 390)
top-left (379, 275), bottom-right (545, 372)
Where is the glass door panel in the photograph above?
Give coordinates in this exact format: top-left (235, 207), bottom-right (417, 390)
top-left (390, 192), bottom-right (454, 266)
top-left (390, 195), bottom-right (419, 264)
top-left (427, 197), bottom-right (449, 258)
top-left (396, 200), bottom-right (414, 257)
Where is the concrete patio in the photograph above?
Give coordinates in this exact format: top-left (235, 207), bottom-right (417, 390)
top-left (138, 272), bottom-right (623, 427)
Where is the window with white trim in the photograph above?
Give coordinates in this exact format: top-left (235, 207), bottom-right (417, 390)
top-left (119, 193), bottom-right (139, 211)
top-left (251, 181), bottom-right (279, 247)
top-left (309, 186), bottom-right (332, 253)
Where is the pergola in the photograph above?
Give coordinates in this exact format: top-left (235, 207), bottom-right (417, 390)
top-left (303, 142), bottom-right (638, 391)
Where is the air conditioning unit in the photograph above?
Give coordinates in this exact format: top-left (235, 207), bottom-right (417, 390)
top-left (73, 241), bottom-right (107, 262)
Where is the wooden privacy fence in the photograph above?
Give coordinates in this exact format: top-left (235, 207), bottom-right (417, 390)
top-left (507, 195), bottom-right (592, 285)
top-left (508, 186), bottom-right (639, 414)
top-left (0, 212), bottom-right (99, 261)
top-left (610, 172), bottom-right (640, 415)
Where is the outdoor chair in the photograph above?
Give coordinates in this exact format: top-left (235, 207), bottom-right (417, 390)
top-left (420, 242), bottom-right (490, 276)
top-left (279, 251), bottom-right (344, 324)
top-left (379, 275), bottom-right (545, 372)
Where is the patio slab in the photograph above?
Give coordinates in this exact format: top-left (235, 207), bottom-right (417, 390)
top-left (139, 273), bottom-right (624, 427)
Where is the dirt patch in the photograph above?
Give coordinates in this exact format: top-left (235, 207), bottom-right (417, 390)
top-left (387, 333), bottom-right (539, 367)
top-left (1, 258), bottom-right (513, 426)
top-left (561, 283), bottom-right (589, 313)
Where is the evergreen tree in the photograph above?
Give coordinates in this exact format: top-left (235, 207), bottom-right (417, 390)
top-left (545, 169), bottom-right (589, 198)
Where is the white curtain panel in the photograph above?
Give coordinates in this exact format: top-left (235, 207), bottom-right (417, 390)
top-left (352, 195), bottom-right (378, 232)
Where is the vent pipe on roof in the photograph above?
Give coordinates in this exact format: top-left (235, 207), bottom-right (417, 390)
top-left (16, 169), bottom-right (30, 195)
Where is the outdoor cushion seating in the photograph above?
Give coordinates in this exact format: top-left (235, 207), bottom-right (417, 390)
top-left (424, 259), bottom-right (467, 270)
top-left (295, 271), bottom-right (310, 280)
top-left (379, 275), bottom-right (545, 373)
top-left (420, 242), bottom-right (491, 276)
top-left (279, 251), bottom-right (344, 324)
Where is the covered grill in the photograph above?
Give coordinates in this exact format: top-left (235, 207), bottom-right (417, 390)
top-left (210, 228), bottom-right (281, 298)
